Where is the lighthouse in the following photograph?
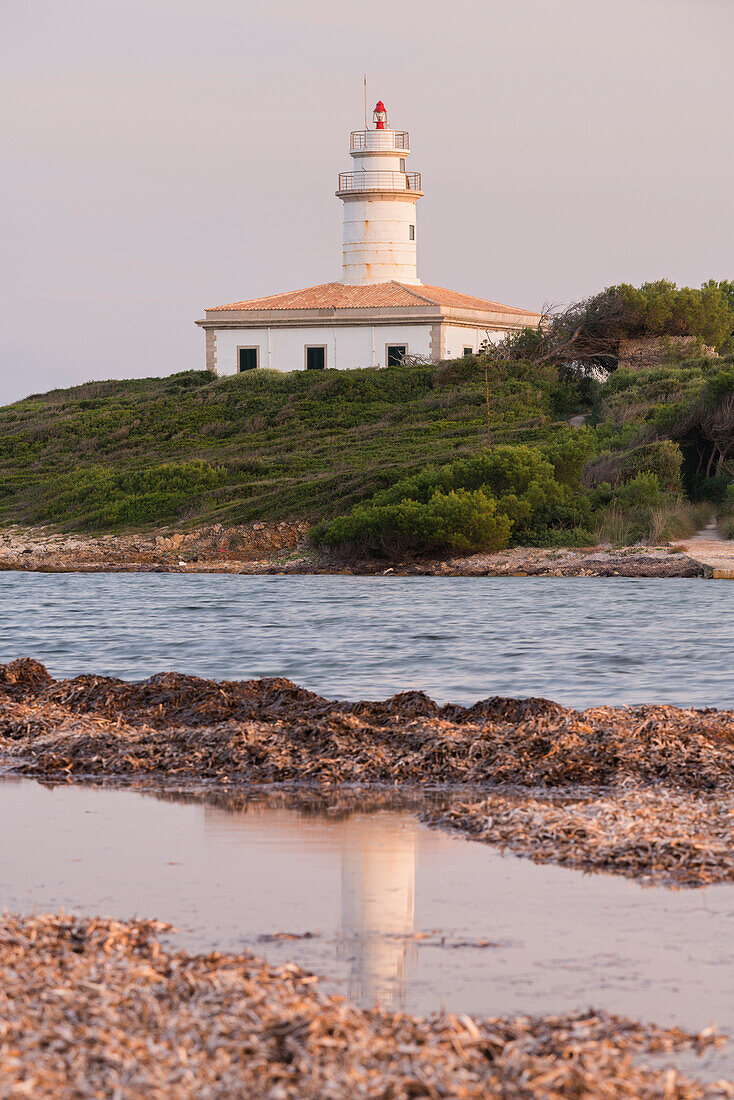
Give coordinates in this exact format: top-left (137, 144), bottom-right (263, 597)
top-left (339, 101), bottom-right (422, 286)
top-left (197, 100), bottom-right (540, 372)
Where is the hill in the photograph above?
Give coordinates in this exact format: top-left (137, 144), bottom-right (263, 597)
top-left (0, 361), bottom-right (576, 531)
top-left (3, 347), bottom-right (734, 552)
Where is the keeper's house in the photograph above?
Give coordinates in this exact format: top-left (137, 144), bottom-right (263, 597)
top-left (196, 100), bottom-right (541, 374)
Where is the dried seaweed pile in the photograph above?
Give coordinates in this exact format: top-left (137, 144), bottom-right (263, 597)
top-left (4, 658), bottom-right (734, 883)
top-left (2, 659), bottom-right (734, 790)
top-left (427, 789), bottom-right (734, 887)
top-left (1, 912), bottom-right (729, 1099)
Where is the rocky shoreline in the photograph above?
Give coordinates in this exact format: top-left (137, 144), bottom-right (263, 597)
top-left (3, 659), bottom-right (734, 886)
top-left (0, 523), bottom-right (706, 576)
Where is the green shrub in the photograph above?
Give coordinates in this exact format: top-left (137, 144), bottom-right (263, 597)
top-left (585, 440), bottom-right (683, 493)
top-left (313, 442), bottom-right (595, 553)
top-left (5, 330), bottom-right (732, 543)
top-left (690, 473), bottom-right (732, 503)
top-left (704, 368), bottom-right (734, 402)
top-left (590, 473), bottom-right (710, 545)
top-left (594, 499), bottom-right (707, 545)
top-left (541, 428), bottom-right (595, 486)
top-left (593, 362), bottom-right (724, 429)
top-left (612, 280), bottom-right (734, 350)
top-left (312, 488), bottom-right (512, 555)
top-left (0, 361), bottom-right (570, 530)
top-left (498, 280), bottom-right (734, 373)
top-left (719, 486), bottom-right (734, 540)
top-left (648, 502), bottom-right (710, 543)
top-left (720, 515), bottom-right (734, 540)
top-left (620, 441), bottom-right (682, 490)
top-left (613, 473), bottom-right (665, 510)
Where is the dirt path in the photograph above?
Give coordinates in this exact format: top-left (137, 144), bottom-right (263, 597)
top-left (675, 519), bottom-right (734, 578)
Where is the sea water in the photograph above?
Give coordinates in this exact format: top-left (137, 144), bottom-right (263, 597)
top-left (0, 573), bottom-right (731, 709)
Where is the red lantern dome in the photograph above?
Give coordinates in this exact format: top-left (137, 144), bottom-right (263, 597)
top-left (373, 100), bottom-right (388, 129)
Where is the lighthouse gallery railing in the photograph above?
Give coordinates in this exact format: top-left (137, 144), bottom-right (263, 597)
top-left (350, 130), bottom-right (409, 151)
top-left (337, 171), bottom-right (421, 193)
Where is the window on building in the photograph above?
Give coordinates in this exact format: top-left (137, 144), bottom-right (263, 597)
top-left (305, 345), bottom-right (326, 370)
top-left (238, 347), bottom-right (259, 371)
top-left (409, 224), bottom-right (415, 241)
top-left (386, 344), bottom-right (407, 367)
top-left (463, 346), bottom-right (473, 357)
top-left (399, 158), bottom-right (406, 172)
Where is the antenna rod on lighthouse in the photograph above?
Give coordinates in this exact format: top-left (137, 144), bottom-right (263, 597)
top-left (363, 74), bottom-right (368, 129)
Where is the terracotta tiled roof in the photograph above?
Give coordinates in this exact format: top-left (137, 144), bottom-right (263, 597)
top-left (413, 284), bottom-right (539, 317)
top-left (207, 281), bottom-right (539, 317)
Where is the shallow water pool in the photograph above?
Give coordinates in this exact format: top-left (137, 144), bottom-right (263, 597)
top-left (2, 776), bottom-right (733, 1078)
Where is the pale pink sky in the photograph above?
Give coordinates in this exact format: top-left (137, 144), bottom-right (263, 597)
top-left (2, 0), bottom-right (732, 404)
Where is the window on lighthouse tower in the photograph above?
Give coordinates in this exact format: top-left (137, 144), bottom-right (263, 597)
top-left (409, 225), bottom-right (415, 240)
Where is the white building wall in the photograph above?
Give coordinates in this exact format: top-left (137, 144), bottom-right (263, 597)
top-left (442, 324), bottom-right (506, 360)
top-left (213, 324), bottom-right (434, 375)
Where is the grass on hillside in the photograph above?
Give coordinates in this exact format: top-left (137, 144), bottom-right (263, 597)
top-left (0, 361), bottom-right (573, 531)
top-left (5, 352), bottom-right (732, 547)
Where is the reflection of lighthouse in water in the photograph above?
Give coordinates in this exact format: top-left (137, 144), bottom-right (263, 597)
top-left (339, 813), bottom-right (418, 1010)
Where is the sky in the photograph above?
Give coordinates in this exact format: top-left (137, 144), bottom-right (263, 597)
top-left (1, 0), bottom-right (733, 405)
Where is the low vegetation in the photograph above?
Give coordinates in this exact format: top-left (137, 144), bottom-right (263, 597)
top-left (2, 278), bottom-right (733, 551)
top-left (312, 433), bottom-right (596, 554)
top-left (493, 278), bottom-right (734, 369)
top-left (0, 362), bottom-right (569, 531)
top-left (314, 280), bottom-right (734, 556)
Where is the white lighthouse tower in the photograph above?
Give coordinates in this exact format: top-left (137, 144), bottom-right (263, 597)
top-left (338, 100), bottom-right (422, 286)
top-left (197, 98), bottom-right (541, 372)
